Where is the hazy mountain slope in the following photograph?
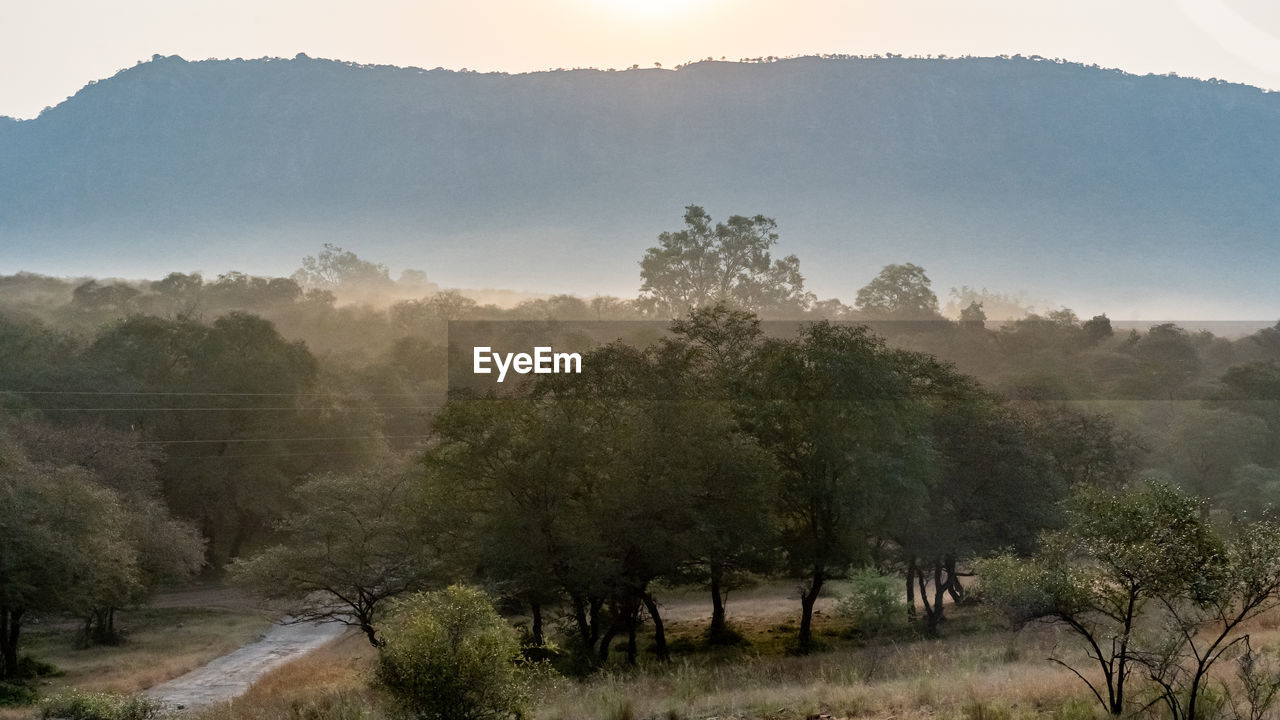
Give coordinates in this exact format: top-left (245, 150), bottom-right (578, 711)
top-left (2, 55), bottom-right (1278, 317)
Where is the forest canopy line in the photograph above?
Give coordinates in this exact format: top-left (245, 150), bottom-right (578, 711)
top-left (4, 207), bottom-right (1280, 718)
top-left (7, 55), bottom-right (1280, 319)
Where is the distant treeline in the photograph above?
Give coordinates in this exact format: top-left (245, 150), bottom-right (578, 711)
top-left (4, 229), bottom-right (1280, 679)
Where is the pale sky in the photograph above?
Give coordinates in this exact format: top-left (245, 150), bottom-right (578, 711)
top-left (4, 0), bottom-right (1280, 119)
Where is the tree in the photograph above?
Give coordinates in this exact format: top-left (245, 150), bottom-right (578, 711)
top-left (669, 306), bottom-right (780, 642)
top-left (424, 391), bottom-right (599, 654)
top-left (980, 482), bottom-right (1222, 716)
top-left (1021, 404), bottom-right (1142, 489)
top-left (854, 263), bottom-right (941, 320)
top-left (376, 586), bottom-right (528, 720)
top-left (638, 205), bottom-right (811, 316)
top-left (1082, 314), bottom-right (1114, 346)
top-left (82, 312), bottom-right (378, 564)
top-left (959, 301), bottom-right (986, 329)
top-left (945, 286), bottom-right (1033, 321)
top-left (427, 327), bottom-right (776, 665)
top-left (746, 322), bottom-right (931, 651)
top-left (891, 359), bottom-right (1058, 636)
top-left (11, 421), bottom-right (204, 645)
top-left (230, 469), bottom-right (437, 647)
top-left (1163, 408), bottom-right (1267, 512)
top-left (1124, 323), bottom-right (1202, 399)
top-left (1141, 521), bottom-right (1280, 720)
top-left (0, 433), bottom-right (136, 677)
top-left (1214, 362), bottom-right (1280, 464)
top-left (291, 243), bottom-right (393, 292)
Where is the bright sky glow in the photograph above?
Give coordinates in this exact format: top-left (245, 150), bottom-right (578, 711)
top-left (3, 0), bottom-right (1280, 118)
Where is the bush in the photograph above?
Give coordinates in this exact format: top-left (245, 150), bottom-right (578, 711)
top-left (38, 691), bottom-right (164, 720)
top-left (0, 681), bottom-right (36, 707)
top-left (18, 655), bottom-right (60, 678)
top-left (835, 569), bottom-right (908, 635)
top-left (376, 585), bottom-right (528, 720)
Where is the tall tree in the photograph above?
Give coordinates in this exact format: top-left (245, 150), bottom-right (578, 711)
top-left (11, 421), bottom-right (204, 645)
top-left (0, 433), bottom-right (136, 677)
top-left (638, 205), bottom-right (811, 317)
top-left (745, 321), bottom-right (931, 651)
top-left (670, 306), bottom-right (779, 642)
top-left (854, 263), bottom-right (941, 320)
top-left (890, 358), bottom-right (1058, 635)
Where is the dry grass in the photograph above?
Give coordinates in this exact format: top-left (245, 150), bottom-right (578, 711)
top-left (531, 621), bottom-right (1093, 720)
top-left (193, 601), bottom-right (1280, 720)
top-left (26, 579), bottom-right (1280, 720)
top-left (193, 592), bottom-right (1100, 720)
top-left (0, 606), bottom-right (272, 719)
top-left (23, 607), bottom-right (274, 695)
top-left (194, 633), bottom-right (382, 720)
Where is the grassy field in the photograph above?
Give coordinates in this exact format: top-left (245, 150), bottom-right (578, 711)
top-left (192, 584), bottom-right (1112, 720)
top-left (1, 598), bottom-right (274, 719)
top-left (19, 581), bottom-right (1280, 720)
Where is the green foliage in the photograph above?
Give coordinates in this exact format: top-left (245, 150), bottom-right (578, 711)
top-left (638, 206), bottom-right (812, 317)
top-left (80, 311), bottom-right (380, 565)
top-left (292, 243), bottom-right (394, 292)
top-left (230, 468), bottom-right (436, 648)
top-left (979, 482), bottom-right (1277, 719)
top-left (747, 321), bottom-right (933, 649)
top-left (0, 433), bottom-right (138, 677)
top-left (38, 691), bottom-right (164, 720)
top-left (835, 569), bottom-right (908, 635)
top-left (855, 263), bottom-right (940, 320)
top-left (10, 420), bottom-right (205, 645)
top-left (375, 586), bottom-right (528, 720)
top-left (0, 681), bottom-right (36, 706)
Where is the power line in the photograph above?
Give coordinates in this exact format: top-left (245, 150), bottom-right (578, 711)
top-left (12, 406), bottom-right (445, 412)
top-left (172, 450), bottom-right (396, 460)
top-left (120, 435), bottom-right (430, 445)
top-left (0, 389), bottom-right (445, 398)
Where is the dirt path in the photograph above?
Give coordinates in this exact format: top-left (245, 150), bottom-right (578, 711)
top-left (143, 618), bottom-right (349, 711)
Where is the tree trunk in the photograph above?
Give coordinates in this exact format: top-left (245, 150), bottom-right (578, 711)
top-left (598, 617), bottom-right (620, 665)
top-left (202, 513), bottom-right (218, 567)
top-left (708, 562), bottom-right (728, 642)
top-left (228, 518), bottom-right (253, 560)
top-left (905, 558), bottom-right (917, 620)
top-left (530, 600), bottom-right (544, 647)
top-left (572, 594), bottom-right (598, 654)
top-left (797, 566), bottom-right (825, 652)
top-left (641, 592), bottom-right (669, 661)
top-left (945, 554), bottom-right (964, 603)
top-left (626, 618), bottom-right (638, 666)
top-left (915, 560), bottom-right (941, 636)
top-left (928, 561), bottom-right (947, 635)
top-left (910, 558), bottom-right (951, 636)
top-left (1, 609), bottom-right (22, 679)
top-left (359, 621), bottom-right (383, 648)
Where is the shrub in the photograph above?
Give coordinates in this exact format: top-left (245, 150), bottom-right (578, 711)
top-left (835, 569), bottom-right (908, 635)
top-left (0, 682), bottom-right (36, 707)
top-left (38, 691), bottom-right (164, 720)
top-left (375, 585), bottom-right (528, 720)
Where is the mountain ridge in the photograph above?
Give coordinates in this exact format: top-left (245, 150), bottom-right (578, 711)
top-left (3, 54), bottom-right (1279, 318)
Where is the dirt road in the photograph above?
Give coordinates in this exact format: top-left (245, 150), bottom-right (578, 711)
top-left (143, 618), bottom-right (348, 711)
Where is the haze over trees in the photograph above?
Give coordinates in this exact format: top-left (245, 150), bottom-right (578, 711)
top-left (5, 219), bottom-right (1280, 716)
top-left (4, 55), bottom-right (1280, 314)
